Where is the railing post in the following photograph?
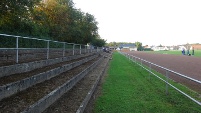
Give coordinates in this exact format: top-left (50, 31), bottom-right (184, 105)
top-left (149, 63), bottom-right (152, 80)
top-left (166, 70), bottom-right (169, 95)
top-left (63, 42), bottom-right (65, 57)
top-left (91, 46), bottom-right (92, 53)
top-left (73, 44), bottom-right (75, 55)
top-left (16, 37), bottom-right (19, 63)
top-left (128, 54), bottom-right (130, 60)
top-left (85, 45), bottom-right (86, 54)
top-left (135, 57), bottom-right (136, 64)
top-left (47, 41), bottom-right (49, 59)
top-left (80, 45), bottom-right (81, 54)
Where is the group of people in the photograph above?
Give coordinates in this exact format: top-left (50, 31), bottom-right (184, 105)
top-left (182, 47), bottom-right (194, 56)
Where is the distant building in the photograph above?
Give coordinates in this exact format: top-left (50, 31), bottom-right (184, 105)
top-left (109, 46), bottom-right (117, 50)
top-left (177, 44), bottom-right (201, 50)
top-left (151, 46), bottom-right (169, 51)
top-left (118, 44), bottom-right (137, 51)
top-left (190, 44), bottom-right (201, 50)
top-left (143, 45), bottom-right (152, 51)
top-left (178, 46), bottom-right (187, 51)
top-left (167, 46), bottom-right (173, 50)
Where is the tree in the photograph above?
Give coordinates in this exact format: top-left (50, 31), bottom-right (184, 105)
top-left (66, 9), bottom-right (99, 44)
top-left (91, 35), bottom-right (106, 47)
top-left (135, 41), bottom-right (142, 51)
top-left (106, 42), bottom-right (117, 47)
top-left (0, 0), bottom-right (40, 34)
top-left (0, 0), bottom-right (105, 47)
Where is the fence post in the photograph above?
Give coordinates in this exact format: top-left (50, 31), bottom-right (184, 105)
top-left (149, 63), bottom-right (152, 80)
top-left (47, 41), bottom-right (49, 59)
top-left (166, 70), bottom-right (169, 95)
top-left (135, 57), bottom-right (136, 64)
top-left (73, 44), bottom-right (75, 55)
top-left (85, 45), bottom-right (86, 54)
top-left (87, 47), bottom-right (89, 53)
top-left (80, 45), bottom-right (81, 54)
top-left (91, 46), bottom-right (92, 53)
top-left (128, 54), bottom-right (130, 60)
top-left (63, 42), bottom-right (65, 57)
top-left (16, 37), bottom-right (19, 63)
top-left (141, 59), bottom-right (142, 69)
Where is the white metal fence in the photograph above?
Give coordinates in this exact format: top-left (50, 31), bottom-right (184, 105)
top-left (0, 34), bottom-right (102, 64)
top-left (120, 52), bottom-right (201, 106)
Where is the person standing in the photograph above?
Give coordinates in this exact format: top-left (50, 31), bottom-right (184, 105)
top-left (192, 47), bottom-right (194, 55)
top-left (182, 48), bottom-right (184, 55)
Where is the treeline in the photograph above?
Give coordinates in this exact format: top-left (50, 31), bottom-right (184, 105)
top-left (106, 42), bottom-right (135, 47)
top-left (0, 0), bottom-right (105, 47)
top-left (106, 41), bottom-right (143, 51)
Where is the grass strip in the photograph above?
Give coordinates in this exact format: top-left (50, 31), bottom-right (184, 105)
top-left (94, 52), bottom-right (201, 113)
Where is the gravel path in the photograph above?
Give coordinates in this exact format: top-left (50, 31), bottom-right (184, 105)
top-left (125, 51), bottom-right (201, 93)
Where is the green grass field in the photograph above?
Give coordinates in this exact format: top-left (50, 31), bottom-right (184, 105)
top-left (94, 52), bottom-right (201, 113)
top-left (148, 50), bottom-right (201, 57)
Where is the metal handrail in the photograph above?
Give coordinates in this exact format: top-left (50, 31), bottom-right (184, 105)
top-left (130, 55), bottom-right (201, 84)
top-left (0, 33), bottom-right (101, 63)
top-left (0, 33), bottom-right (93, 46)
top-left (141, 62), bottom-right (201, 106)
top-left (0, 33), bottom-right (51, 42)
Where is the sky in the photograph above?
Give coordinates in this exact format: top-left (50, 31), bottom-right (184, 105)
top-left (73, 0), bottom-right (201, 46)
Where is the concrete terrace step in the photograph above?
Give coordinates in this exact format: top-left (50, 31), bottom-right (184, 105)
top-left (0, 56), bottom-right (102, 113)
top-left (0, 49), bottom-right (90, 66)
top-left (44, 53), bottom-right (111, 113)
top-left (0, 54), bottom-right (95, 85)
top-left (0, 52), bottom-right (97, 77)
top-left (0, 55), bottom-right (98, 101)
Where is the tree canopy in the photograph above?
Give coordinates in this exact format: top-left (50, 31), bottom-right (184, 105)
top-left (135, 41), bottom-right (143, 51)
top-left (0, 0), bottom-right (105, 47)
top-left (106, 42), bottom-right (135, 47)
